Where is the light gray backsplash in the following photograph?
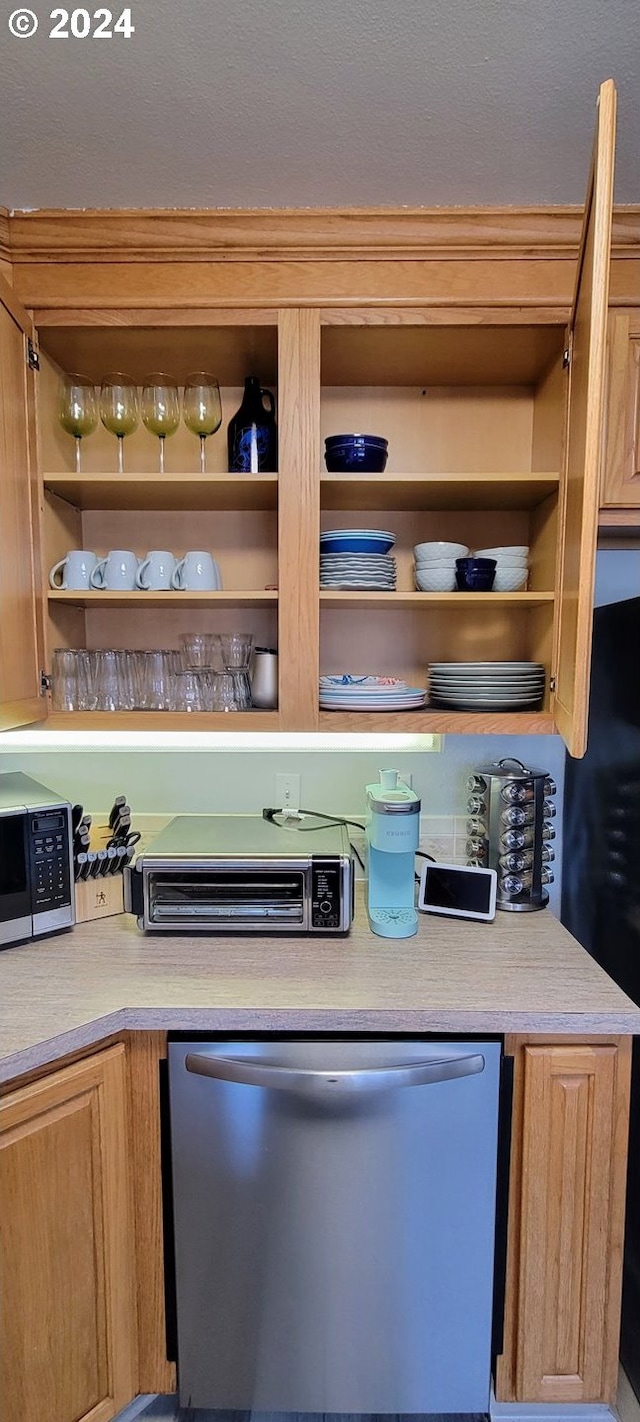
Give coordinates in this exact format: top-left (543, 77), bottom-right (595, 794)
top-left (0, 733), bottom-right (565, 909)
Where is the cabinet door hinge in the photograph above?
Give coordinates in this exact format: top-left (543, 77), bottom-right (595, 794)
top-left (549, 675), bottom-right (556, 692)
top-left (26, 337), bottom-right (40, 371)
top-left (40, 671), bottom-right (52, 695)
top-left (562, 338), bottom-right (572, 370)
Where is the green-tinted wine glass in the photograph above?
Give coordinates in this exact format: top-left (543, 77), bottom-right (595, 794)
top-left (58, 373), bottom-right (98, 473)
top-left (100, 373), bottom-right (139, 474)
top-left (141, 373), bottom-right (180, 474)
top-left (183, 372), bottom-right (222, 472)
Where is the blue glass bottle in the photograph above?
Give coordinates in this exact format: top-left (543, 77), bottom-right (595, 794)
top-left (227, 376), bottom-right (277, 473)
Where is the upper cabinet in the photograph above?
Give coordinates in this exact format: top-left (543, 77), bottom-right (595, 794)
top-left (0, 81), bottom-right (632, 754)
top-left (601, 309), bottom-right (640, 513)
top-left (0, 279), bottom-right (46, 730)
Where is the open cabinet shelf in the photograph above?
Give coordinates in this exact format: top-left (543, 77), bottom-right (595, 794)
top-left (43, 473), bottom-right (279, 512)
top-left (320, 474), bottom-right (561, 511)
top-left (319, 591), bottom-right (554, 609)
top-left (318, 709), bottom-right (556, 733)
top-left (48, 590), bottom-right (278, 609)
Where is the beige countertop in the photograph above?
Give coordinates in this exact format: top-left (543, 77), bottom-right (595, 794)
top-left (0, 892), bottom-right (638, 1085)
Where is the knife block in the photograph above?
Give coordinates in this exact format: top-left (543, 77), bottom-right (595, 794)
top-left (74, 873), bottom-right (125, 924)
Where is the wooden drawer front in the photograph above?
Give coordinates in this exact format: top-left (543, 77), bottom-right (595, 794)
top-left (0, 1046), bottom-right (136, 1422)
top-left (514, 1044), bottom-right (626, 1403)
top-left (603, 312), bottom-right (640, 507)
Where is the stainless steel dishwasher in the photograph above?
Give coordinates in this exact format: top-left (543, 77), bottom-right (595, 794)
top-left (168, 1038), bottom-right (502, 1413)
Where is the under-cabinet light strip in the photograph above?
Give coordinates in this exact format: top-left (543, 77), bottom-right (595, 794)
top-left (0, 729), bottom-right (440, 752)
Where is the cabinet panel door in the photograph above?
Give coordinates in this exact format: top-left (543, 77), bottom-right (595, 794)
top-left (553, 80), bottom-right (616, 757)
top-left (0, 1045), bottom-right (137, 1422)
top-left (602, 311), bottom-right (640, 507)
top-left (0, 276), bottom-right (46, 729)
top-left (497, 1041), bottom-right (630, 1405)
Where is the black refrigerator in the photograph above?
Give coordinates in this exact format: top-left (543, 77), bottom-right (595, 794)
top-left (562, 594), bottom-right (640, 1396)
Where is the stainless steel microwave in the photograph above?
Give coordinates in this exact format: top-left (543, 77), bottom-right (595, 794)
top-left (0, 773), bottom-right (74, 948)
top-left (124, 815), bottom-right (354, 934)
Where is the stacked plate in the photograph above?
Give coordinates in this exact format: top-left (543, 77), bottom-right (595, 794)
top-left (427, 662), bottom-right (546, 712)
top-left (320, 675), bottom-right (427, 711)
top-left (320, 529), bottom-right (396, 590)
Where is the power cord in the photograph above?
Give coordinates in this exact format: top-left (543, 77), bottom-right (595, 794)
top-left (261, 807), bottom-right (433, 880)
top-left (262, 806), bottom-right (366, 872)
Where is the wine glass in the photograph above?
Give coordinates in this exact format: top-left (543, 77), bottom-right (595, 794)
top-left (58, 374), bottom-right (98, 473)
top-left (183, 373), bottom-right (222, 473)
top-left (100, 374), bottom-right (139, 474)
top-left (141, 374), bottom-right (180, 474)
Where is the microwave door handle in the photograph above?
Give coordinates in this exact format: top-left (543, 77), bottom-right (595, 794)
top-left (184, 1051), bottom-right (485, 1095)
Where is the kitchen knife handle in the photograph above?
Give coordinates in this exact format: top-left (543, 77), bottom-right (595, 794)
top-left (184, 1051), bottom-right (486, 1095)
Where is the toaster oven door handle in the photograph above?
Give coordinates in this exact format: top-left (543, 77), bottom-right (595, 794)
top-left (184, 1051), bottom-right (485, 1096)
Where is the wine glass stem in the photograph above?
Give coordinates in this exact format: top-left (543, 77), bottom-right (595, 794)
top-left (117, 435), bottom-right (124, 475)
top-left (159, 436), bottom-right (165, 474)
top-left (200, 436), bottom-right (206, 474)
top-left (75, 437), bottom-right (82, 474)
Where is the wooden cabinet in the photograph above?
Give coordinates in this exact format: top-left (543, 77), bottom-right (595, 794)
top-left (496, 1037), bottom-right (631, 1404)
top-left (601, 309), bottom-right (640, 512)
top-left (0, 83), bottom-right (623, 753)
top-left (0, 279), bottom-right (46, 730)
top-left (0, 1045), bottom-right (137, 1422)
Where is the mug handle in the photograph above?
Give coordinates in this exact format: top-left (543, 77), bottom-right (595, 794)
top-left (211, 560), bottom-right (223, 591)
top-left (136, 557), bottom-right (150, 590)
top-left (90, 558), bottom-right (107, 589)
top-left (49, 557), bottom-right (67, 590)
top-left (171, 559), bottom-right (185, 590)
top-left (260, 389), bottom-right (276, 416)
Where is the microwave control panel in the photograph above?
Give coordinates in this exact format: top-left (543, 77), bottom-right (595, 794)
top-left (29, 812), bottom-right (71, 910)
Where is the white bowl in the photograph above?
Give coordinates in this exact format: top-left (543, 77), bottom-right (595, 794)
top-left (474, 545), bottom-right (529, 560)
top-left (493, 568), bottom-right (529, 592)
top-left (415, 568), bottom-right (457, 592)
top-left (414, 557), bottom-right (457, 569)
top-left (414, 541), bottom-right (469, 560)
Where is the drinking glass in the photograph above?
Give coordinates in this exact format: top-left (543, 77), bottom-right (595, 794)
top-left (58, 374), bottom-right (98, 473)
top-left (183, 373), bottom-right (222, 473)
top-left (173, 671), bottom-right (205, 713)
top-left (100, 374), bottom-right (139, 474)
top-left (141, 374), bottom-right (180, 474)
top-left (180, 633), bottom-right (221, 669)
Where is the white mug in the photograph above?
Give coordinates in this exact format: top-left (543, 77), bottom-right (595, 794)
top-left (90, 550), bottom-right (139, 592)
top-left (49, 549), bottom-right (98, 591)
top-left (171, 551), bottom-right (222, 592)
top-left (136, 550), bottom-right (177, 591)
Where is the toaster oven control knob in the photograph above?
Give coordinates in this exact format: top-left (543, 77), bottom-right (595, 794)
top-left (319, 900), bottom-right (332, 914)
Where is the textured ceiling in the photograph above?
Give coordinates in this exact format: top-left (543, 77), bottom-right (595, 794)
top-left (0, 0), bottom-right (638, 210)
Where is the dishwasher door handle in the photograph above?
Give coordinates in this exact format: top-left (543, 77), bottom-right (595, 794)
top-left (184, 1050), bottom-right (486, 1095)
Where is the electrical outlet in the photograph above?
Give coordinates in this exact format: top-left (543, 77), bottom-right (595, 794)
top-left (275, 773), bottom-right (300, 814)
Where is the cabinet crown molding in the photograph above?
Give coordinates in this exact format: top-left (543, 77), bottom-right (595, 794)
top-left (5, 205), bottom-right (640, 265)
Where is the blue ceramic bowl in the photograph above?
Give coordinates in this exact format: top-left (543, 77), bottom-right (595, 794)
top-left (325, 433), bottom-right (388, 449)
top-left (320, 534), bottom-right (395, 554)
top-left (324, 435), bottom-right (389, 474)
top-left (455, 557), bottom-right (497, 592)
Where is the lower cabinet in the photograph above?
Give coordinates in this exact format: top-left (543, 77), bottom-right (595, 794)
top-left (496, 1038), bottom-right (631, 1404)
top-left (0, 1045), bottom-right (137, 1422)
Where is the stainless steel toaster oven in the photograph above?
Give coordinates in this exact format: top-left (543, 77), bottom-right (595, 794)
top-left (124, 815), bottom-right (354, 933)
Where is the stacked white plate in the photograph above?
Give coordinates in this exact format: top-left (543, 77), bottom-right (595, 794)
top-left (320, 528), bottom-right (397, 590)
top-left (319, 675), bottom-right (426, 711)
top-left (427, 662), bottom-right (545, 712)
top-left (320, 552), bottom-right (396, 590)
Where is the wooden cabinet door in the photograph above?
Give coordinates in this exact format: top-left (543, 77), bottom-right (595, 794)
top-left (0, 1045), bottom-right (137, 1422)
top-left (0, 275), bottom-right (46, 729)
top-left (602, 310), bottom-right (640, 507)
top-left (496, 1039), bottom-right (631, 1405)
top-left (553, 79), bottom-right (616, 757)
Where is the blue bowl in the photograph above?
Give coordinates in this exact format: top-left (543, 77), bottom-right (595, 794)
top-left (324, 444), bottom-right (388, 474)
top-left (325, 433), bottom-right (388, 449)
top-left (454, 557), bottom-right (496, 592)
top-left (320, 534), bottom-right (395, 554)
